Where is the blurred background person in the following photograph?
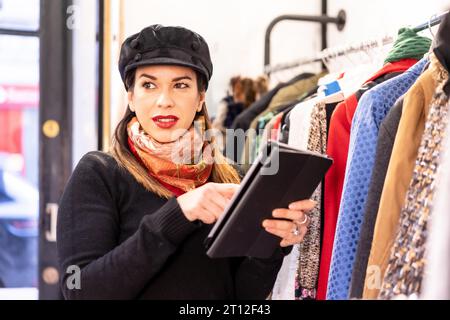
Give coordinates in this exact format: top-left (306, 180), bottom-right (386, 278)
top-left (213, 75), bottom-right (267, 154)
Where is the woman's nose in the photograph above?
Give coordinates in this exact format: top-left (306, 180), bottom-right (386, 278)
top-left (156, 90), bottom-right (175, 108)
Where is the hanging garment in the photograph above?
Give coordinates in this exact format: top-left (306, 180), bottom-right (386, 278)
top-left (273, 94), bottom-right (339, 300)
top-left (230, 82), bottom-right (284, 132)
top-left (231, 73), bottom-right (313, 132)
top-left (278, 86), bottom-right (321, 144)
top-left (296, 102), bottom-right (334, 300)
top-left (229, 73), bottom-right (314, 163)
top-left (326, 57), bottom-right (428, 300)
top-left (384, 28), bottom-right (432, 64)
top-left (271, 112), bottom-right (283, 141)
top-left (349, 96), bottom-right (404, 299)
top-left (252, 107), bottom-right (289, 158)
top-left (256, 73), bottom-right (325, 122)
top-left (287, 84), bottom-right (344, 150)
top-left (430, 11), bottom-right (450, 95)
top-left (320, 28), bottom-right (431, 299)
top-left (279, 114), bottom-right (291, 144)
top-left (242, 74), bottom-right (324, 171)
top-left (227, 83), bottom-right (284, 163)
top-left (317, 59), bottom-right (417, 300)
top-left (272, 99), bottom-right (317, 300)
top-left (421, 12), bottom-right (450, 300)
top-left (257, 100), bottom-right (301, 138)
top-left (335, 61), bottom-right (394, 98)
top-left (422, 114), bottom-right (450, 300)
top-left (297, 103), bottom-right (327, 299)
top-left (363, 56), bottom-right (439, 299)
top-left (253, 111), bottom-right (275, 159)
top-left (256, 112), bottom-right (284, 155)
top-left (379, 61), bottom-right (449, 299)
top-left (262, 112), bottom-right (283, 141)
top-left (324, 102), bottom-right (338, 138)
top-left (288, 99), bottom-right (320, 149)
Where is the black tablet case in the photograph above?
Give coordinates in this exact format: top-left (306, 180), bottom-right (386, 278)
top-left (205, 140), bottom-right (333, 259)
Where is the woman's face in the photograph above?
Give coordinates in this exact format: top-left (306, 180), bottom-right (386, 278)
top-left (128, 65), bottom-right (205, 143)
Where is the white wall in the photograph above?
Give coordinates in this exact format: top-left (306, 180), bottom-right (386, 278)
top-left (120, 0), bottom-right (449, 117)
top-left (0, 0), bottom-right (39, 30)
top-left (72, 0), bottom-right (98, 166)
top-left (121, 0), bottom-right (324, 116)
top-left (328, 0), bottom-right (449, 46)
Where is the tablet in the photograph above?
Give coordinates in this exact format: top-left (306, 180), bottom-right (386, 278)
top-left (204, 140), bottom-right (333, 259)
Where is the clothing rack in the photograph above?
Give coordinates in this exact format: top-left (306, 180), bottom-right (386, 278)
top-left (264, 0), bottom-right (347, 76)
top-left (264, 11), bottom-right (449, 75)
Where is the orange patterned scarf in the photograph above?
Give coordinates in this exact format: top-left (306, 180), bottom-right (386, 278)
top-left (127, 115), bottom-right (213, 194)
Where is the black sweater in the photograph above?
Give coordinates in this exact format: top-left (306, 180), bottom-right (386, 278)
top-left (57, 151), bottom-right (286, 300)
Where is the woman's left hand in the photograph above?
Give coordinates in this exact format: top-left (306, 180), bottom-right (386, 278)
top-left (262, 199), bottom-right (316, 247)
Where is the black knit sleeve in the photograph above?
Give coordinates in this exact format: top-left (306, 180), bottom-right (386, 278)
top-left (56, 153), bottom-right (199, 300)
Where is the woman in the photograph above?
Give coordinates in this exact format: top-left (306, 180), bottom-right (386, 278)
top-left (57, 24), bottom-right (314, 300)
top-left (222, 77), bottom-right (256, 129)
top-left (212, 75), bottom-right (241, 134)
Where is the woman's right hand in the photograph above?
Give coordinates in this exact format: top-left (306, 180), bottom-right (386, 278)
top-left (177, 182), bottom-right (240, 224)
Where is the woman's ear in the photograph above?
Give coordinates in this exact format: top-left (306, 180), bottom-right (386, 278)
top-left (197, 92), bottom-right (206, 112)
top-left (127, 91), bottom-right (135, 112)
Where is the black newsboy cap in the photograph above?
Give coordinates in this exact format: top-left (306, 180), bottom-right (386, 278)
top-left (119, 24), bottom-right (213, 90)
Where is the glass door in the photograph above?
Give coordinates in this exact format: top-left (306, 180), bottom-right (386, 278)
top-left (0, 0), bottom-right (77, 300)
top-left (0, 0), bottom-right (40, 300)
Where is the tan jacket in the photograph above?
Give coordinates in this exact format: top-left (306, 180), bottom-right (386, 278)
top-left (363, 56), bottom-right (439, 299)
top-left (249, 72), bottom-right (325, 132)
top-left (240, 73), bottom-right (325, 170)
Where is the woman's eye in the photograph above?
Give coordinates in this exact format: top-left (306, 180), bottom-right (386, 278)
top-left (175, 82), bottom-right (189, 89)
top-left (143, 82), bottom-right (156, 89)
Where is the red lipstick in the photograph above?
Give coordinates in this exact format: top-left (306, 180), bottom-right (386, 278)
top-left (152, 115), bottom-right (179, 129)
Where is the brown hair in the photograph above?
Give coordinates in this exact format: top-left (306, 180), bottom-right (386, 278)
top-left (240, 77), bottom-right (256, 107)
top-left (111, 68), bottom-right (241, 199)
top-left (229, 76), bottom-right (241, 91)
top-left (254, 75), bottom-right (269, 98)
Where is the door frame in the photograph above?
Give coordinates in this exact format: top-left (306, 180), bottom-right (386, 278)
top-left (38, 0), bottom-right (73, 300)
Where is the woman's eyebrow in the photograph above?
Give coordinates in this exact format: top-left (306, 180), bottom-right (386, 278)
top-left (172, 76), bottom-right (193, 82)
top-left (139, 73), bottom-right (157, 80)
top-left (138, 74), bottom-right (192, 82)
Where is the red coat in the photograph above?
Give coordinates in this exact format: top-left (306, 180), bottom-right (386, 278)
top-left (316, 59), bottom-right (418, 300)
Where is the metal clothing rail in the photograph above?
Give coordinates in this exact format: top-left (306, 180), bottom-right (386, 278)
top-left (0, 28), bottom-right (39, 37)
top-left (264, 35), bottom-right (394, 74)
top-left (265, 11), bottom-right (448, 75)
top-left (413, 11), bottom-right (448, 33)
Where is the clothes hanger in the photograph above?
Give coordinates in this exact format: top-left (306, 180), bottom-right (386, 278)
top-left (428, 13), bottom-right (438, 49)
top-left (320, 48), bottom-right (331, 73)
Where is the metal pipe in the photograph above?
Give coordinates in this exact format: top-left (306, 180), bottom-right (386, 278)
top-left (321, 0), bottom-right (328, 51)
top-left (0, 28), bottom-right (39, 37)
top-left (413, 11), bottom-right (448, 33)
top-left (264, 10), bottom-right (346, 75)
